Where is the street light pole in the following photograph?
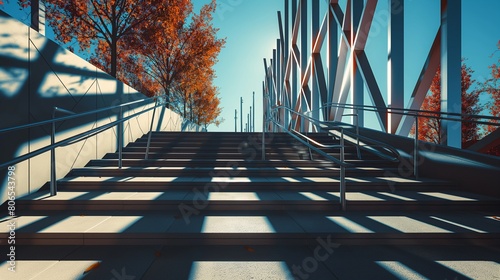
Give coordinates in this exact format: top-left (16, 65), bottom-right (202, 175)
top-left (234, 109), bottom-right (237, 132)
top-left (253, 91), bottom-right (255, 132)
top-left (240, 97), bottom-right (243, 132)
top-left (250, 106), bottom-right (252, 133)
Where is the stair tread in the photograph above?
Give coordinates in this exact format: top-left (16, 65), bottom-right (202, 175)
top-left (19, 190), bottom-right (495, 203)
top-left (2, 210), bottom-right (499, 235)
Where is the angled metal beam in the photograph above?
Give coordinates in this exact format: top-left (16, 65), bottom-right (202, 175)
top-left (353, 0), bottom-right (378, 51)
top-left (397, 30), bottom-right (441, 136)
top-left (292, 0), bottom-right (301, 45)
top-left (312, 12), bottom-right (329, 54)
top-left (331, 39), bottom-right (350, 120)
top-left (355, 50), bottom-right (387, 130)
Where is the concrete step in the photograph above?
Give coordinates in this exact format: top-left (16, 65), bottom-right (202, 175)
top-left (1, 210), bottom-right (499, 246)
top-left (15, 190), bottom-right (499, 212)
top-left (2, 245), bottom-right (498, 280)
top-left (54, 176), bottom-right (453, 192)
top-left (68, 166), bottom-right (397, 178)
top-left (86, 158), bottom-right (400, 168)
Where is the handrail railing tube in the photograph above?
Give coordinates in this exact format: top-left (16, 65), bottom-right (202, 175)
top-left (268, 105), bottom-right (352, 211)
top-left (0, 102), bottom-right (162, 171)
top-left (271, 121), bottom-right (351, 168)
top-left (324, 102), bottom-right (500, 122)
top-left (0, 98), bottom-right (153, 135)
top-left (342, 113), bottom-right (361, 159)
top-left (51, 107), bottom-right (76, 196)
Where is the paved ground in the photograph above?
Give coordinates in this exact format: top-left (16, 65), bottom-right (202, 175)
top-left (1, 245), bottom-right (499, 279)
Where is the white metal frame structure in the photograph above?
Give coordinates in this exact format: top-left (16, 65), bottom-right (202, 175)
top-left (264, 0), bottom-right (462, 148)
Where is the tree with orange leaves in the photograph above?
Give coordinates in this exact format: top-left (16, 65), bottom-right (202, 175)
top-left (130, 0), bottom-right (225, 109)
top-left (475, 41), bottom-right (500, 155)
top-left (44, 0), bottom-right (182, 78)
top-left (414, 62), bottom-right (481, 148)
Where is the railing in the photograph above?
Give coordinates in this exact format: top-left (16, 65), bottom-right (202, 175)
top-left (324, 102), bottom-right (500, 178)
top-left (264, 105), bottom-right (354, 210)
top-left (0, 95), bottom-right (166, 196)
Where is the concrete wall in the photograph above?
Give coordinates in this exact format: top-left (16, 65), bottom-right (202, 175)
top-left (0, 10), bottom-right (199, 204)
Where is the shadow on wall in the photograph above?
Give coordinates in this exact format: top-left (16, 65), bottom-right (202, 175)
top-left (0, 10), bottom-right (197, 203)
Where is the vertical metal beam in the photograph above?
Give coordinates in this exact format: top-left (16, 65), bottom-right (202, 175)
top-left (300, 0), bottom-right (309, 132)
top-left (328, 1), bottom-right (338, 121)
top-left (351, 0), bottom-right (364, 126)
top-left (284, 0), bottom-right (291, 128)
top-left (440, 0), bottom-right (462, 148)
top-left (311, 0), bottom-right (320, 125)
top-left (388, 0), bottom-right (404, 134)
top-left (240, 97), bottom-right (243, 132)
top-left (291, 0), bottom-right (299, 129)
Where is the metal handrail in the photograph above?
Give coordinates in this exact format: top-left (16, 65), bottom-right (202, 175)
top-left (285, 105), bottom-right (401, 163)
top-left (324, 102), bottom-right (500, 178)
top-left (1, 95), bottom-right (164, 195)
top-left (324, 102), bottom-right (500, 123)
top-left (266, 105), bottom-right (351, 210)
top-left (0, 98), bottom-right (153, 134)
top-left (322, 123), bottom-right (400, 162)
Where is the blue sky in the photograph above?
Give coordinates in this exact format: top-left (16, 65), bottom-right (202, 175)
top-left (198, 0), bottom-right (500, 132)
top-left (2, 0), bottom-right (500, 132)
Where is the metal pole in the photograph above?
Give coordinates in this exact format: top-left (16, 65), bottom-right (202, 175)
top-left (50, 110), bottom-right (56, 196)
top-left (253, 91), bottom-right (255, 132)
top-left (262, 93), bottom-right (266, 160)
top-left (340, 128), bottom-right (346, 211)
top-left (414, 115), bottom-right (419, 179)
top-left (247, 113), bottom-right (250, 133)
top-left (356, 109), bottom-right (361, 159)
top-left (250, 106), bottom-right (252, 133)
top-left (145, 98), bottom-right (158, 160)
top-left (118, 106), bottom-right (123, 169)
top-left (235, 109), bottom-right (237, 132)
top-left (240, 97), bottom-right (243, 132)
top-left (50, 107), bottom-right (75, 196)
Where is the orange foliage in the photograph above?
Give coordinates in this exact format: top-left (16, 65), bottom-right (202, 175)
top-left (476, 40), bottom-right (500, 155)
top-left (413, 62), bottom-right (480, 148)
top-left (44, 0), bottom-right (225, 127)
top-left (45, 0), bottom-right (174, 78)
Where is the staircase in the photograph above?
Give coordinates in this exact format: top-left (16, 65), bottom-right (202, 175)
top-left (2, 132), bottom-right (500, 279)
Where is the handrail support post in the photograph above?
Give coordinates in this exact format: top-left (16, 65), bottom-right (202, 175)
top-left (118, 107), bottom-right (123, 169)
top-left (50, 107), bottom-right (75, 196)
top-left (50, 111), bottom-right (56, 196)
top-left (340, 128), bottom-right (346, 211)
top-left (414, 115), bottom-right (419, 179)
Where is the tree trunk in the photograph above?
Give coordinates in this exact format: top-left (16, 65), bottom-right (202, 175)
top-left (111, 38), bottom-right (117, 78)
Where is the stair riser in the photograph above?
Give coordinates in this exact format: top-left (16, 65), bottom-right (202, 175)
top-left (6, 234), bottom-right (500, 246)
top-left (67, 170), bottom-right (392, 177)
top-left (86, 160), bottom-right (399, 168)
top-left (57, 182), bottom-right (452, 192)
top-left (14, 202), bottom-right (498, 212)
